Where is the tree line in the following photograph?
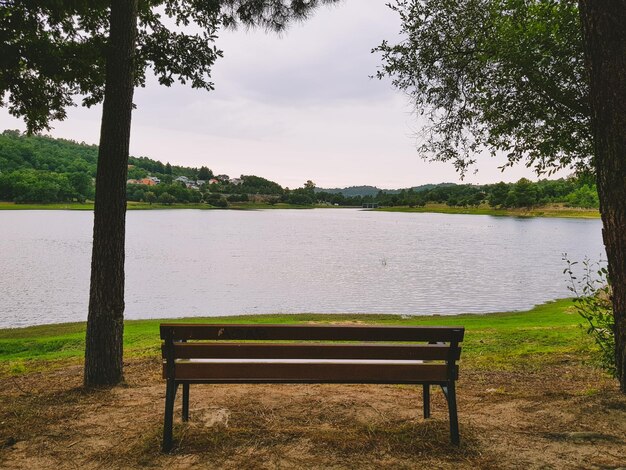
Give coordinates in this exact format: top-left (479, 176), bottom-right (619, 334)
top-left (370, 177), bottom-right (598, 210)
top-left (0, 130), bottom-right (599, 209)
top-left (311, 177), bottom-right (598, 209)
top-left (205, 176), bottom-right (600, 209)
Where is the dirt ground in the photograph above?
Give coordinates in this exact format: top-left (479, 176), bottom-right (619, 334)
top-left (1, 358), bottom-right (625, 469)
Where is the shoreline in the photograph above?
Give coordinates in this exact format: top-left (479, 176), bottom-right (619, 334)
top-left (0, 201), bottom-right (324, 211)
top-left (375, 203), bottom-right (600, 219)
top-left (0, 298), bottom-right (588, 375)
top-left (0, 201), bottom-right (601, 218)
top-left (0, 296), bottom-right (573, 332)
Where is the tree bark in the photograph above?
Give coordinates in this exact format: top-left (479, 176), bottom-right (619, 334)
top-left (84, 0), bottom-right (138, 387)
top-left (579, 0), bottom-right (626, 392)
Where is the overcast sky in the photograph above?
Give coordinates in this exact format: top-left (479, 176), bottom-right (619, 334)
top-left (0, 0), bottom-right (564, 189)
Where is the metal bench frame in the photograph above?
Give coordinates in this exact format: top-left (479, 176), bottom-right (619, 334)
top-left (160, 323), bottom-right (464, 452)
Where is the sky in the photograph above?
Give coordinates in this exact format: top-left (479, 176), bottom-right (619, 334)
top-left (0, 0), bottom-right (565, 189)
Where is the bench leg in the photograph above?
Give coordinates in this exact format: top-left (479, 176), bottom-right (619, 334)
top-left (182, 383), bottom-right (190, 422)
top-left (163, 379), bottom-right (178, 452)
top-left (423, 384), bottom-right (431, 419)
top-left (446, 381), bottom-right (460, 446)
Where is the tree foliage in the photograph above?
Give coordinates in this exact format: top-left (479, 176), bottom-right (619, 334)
top-left (378, 0), bottom-right (626, 391)
top-left (0, 0), bottom-right (219, 133)
top-left (375, 0), bottom-right (590, 175)
top-left (238, 175), bottom-right (284, 195)
top-left (197, 166), bottom-right (213, 180)
top-left (0, 0), bottom-right (340, 133)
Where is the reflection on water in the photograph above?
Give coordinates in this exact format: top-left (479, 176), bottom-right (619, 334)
top-left (0, 209), bottom-right (605, 327)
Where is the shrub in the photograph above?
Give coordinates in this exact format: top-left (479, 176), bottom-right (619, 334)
top-left (564, 256), bottom-right (615, 376)
top-left (158, 192), bottom-right (176, 205)
top-left (205, 193), bottom-right (228, 207)
top-left (227, 194), bottom-right (248, 202)
top-left (565, 184), bottom-right (599, 209)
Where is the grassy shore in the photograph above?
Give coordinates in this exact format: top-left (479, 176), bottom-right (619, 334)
top-left (376, 203), bottom-right (600, 218)
top-left (0, 201), bottom-right (327, 211)
top-left (0, 200), bottom-right (600, 218)
top-left (0, 299), bottom-right (596, 375)
top-left (0, 201), bottom-right (96, 210)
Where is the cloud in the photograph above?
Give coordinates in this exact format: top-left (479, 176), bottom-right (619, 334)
top-left (207, 0), bottom-right (401, 105)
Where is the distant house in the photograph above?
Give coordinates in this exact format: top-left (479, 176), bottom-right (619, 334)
top-left (175, 176), bottom-right (191, 184)
top-left (147, 176), bottom-right (160, 184)
top-left (216, 174), bottom-right (230, 183)
top-left (127, 178), bottom-right (157, 186)
top-left (229, 178), bottom-right (243, 186)
top-left (196, 180), bottom-right (206, 186)
top-left (208, 178), bottom-right (219, 185)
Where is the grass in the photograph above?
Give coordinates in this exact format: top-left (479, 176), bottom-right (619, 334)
top-left (0, 298), bottom-right (595, 375)
top-left (0, 201), bottom-right (95, 210)
top-left (376, 203), bottom-right (600, 219)
top-left (0, 201), bottom-right (600, 218)
top-left (0, 201), bottom-right (214, 211)
top-left (0, 201), bottom-right (335, 211)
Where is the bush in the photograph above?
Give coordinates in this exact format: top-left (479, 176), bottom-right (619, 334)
top-left (158, 192), bottom-right (176, 205)
top-left (212, 198), bottom-right (228, 208)
top-left (205, 193), bottom-right (228, 207)
top-left (565, 184), bottom-right (599, 209)
top-left (227, 194), bottom-right (248, 202)
top-left (564, 256), bottom-right (615, 376)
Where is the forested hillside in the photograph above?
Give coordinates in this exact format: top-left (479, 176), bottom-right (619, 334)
top-left (0, 130), bottom-right (283, 203)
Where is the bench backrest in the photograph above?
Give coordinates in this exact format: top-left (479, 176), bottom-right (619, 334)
top-left (161, 324), bottom-right (464, 382)
top-left (160, 324), bottom-right (464, 342)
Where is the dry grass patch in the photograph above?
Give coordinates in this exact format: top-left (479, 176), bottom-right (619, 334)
top-left (1, 357), bottom-right (625, 469)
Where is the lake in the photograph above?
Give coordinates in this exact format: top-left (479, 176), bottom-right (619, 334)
top-left (0, 209), bottom-right (605, 328)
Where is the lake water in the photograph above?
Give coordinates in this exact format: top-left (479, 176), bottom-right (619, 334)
top-left (0, 209), bottom-right (605, 328)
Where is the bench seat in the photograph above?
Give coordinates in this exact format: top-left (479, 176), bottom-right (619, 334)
top-left (169, 358), bottom-right (450, 383)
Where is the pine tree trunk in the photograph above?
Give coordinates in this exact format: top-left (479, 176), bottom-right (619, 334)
top-left (579, 0), bottom-right (626, 392)
top-left (84, 0), bottom-right (138, 387)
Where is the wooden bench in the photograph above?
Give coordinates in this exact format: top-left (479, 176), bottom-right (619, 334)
top-left (160, 323), bottom-right (464, 452)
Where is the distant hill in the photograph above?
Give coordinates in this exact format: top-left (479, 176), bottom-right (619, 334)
top-left (316, 183), bottom-right (458, 197)
top-left (315, 185), bottom-right (382, 197)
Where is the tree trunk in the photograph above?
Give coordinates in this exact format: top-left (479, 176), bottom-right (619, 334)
top-left (579, 0), bottom-right (626, 392)
top-left (84, 0), bottom-right (138, 387)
